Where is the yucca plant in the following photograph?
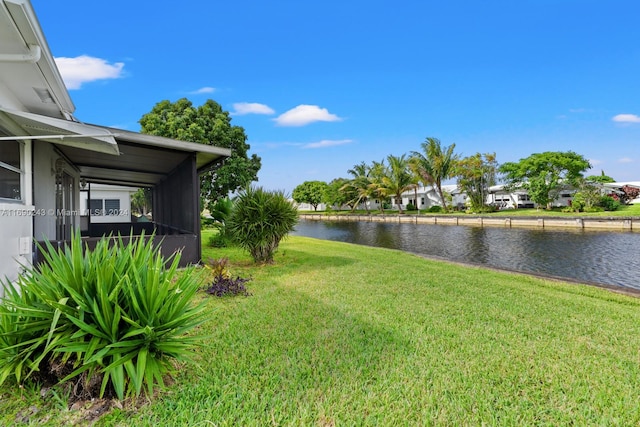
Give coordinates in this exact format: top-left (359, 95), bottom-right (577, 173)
top-left (0, 232), bottom-right (207, 400)
top-left (227, 186), bottom-right (299, 263)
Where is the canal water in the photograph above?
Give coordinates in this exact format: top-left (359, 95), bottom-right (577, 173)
top-left (292, 219), bottom-right (640, 290)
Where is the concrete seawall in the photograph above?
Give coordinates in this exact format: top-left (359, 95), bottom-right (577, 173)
top-left (299, 213), bottom-right (640, 231)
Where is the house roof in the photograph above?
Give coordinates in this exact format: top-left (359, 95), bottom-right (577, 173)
top-left (0, 0), bottom-right (231, 188)
top-left (53, 124), bottom-right (231, 187)
top-left (0, 0), bottom-right (74, 118)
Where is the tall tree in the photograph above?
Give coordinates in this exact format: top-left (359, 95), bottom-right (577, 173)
top-left (344, 162), bottom-right (374, 212)
top-left (380, 154), bottom-right (415, 214)
top-left (292, 181), bottom-right (328, 211)
top-left (499, 151), bottom-right (591, 209)
top-left (455, 153), bottom-right (498, 212)
top-left (369, 160), bottom-right (390, 213)
top-left (139, 98), bottom-right (261, 211)
top-left (410, 137), bottom-right (458, 212)
top-left (324, 178), bottom-right (353, 210)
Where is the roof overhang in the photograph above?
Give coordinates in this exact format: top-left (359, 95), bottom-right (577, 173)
top-left (49, 124), bottom-right (231, 188)
top-left (0, 108), bottom-right (119, 154)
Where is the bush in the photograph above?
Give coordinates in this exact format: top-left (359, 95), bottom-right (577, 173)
top-left (406, 203), bottom-right (417, 211)
top-left (227, 186), bottom-right (298, 263)
top-left (203, 258), bottom-right (251, 297)
top-left (208, 231), bottom-right (231, 248)
top-left (599, 195), bottom-right (620, 211)
top-left (203, 276), bottom-right (252, 297)
top-left (427, 206), bottom-right (443, 213)
top-left (0, 233), bottom-right (207, 400)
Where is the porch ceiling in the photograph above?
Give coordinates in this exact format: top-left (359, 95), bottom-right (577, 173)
top-left (56, 125), bottom-right (231, 187)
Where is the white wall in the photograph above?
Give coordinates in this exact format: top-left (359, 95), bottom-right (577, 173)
top-left (0, 139), bottom-right (33, 294)
top-left (32, 140), bottom-right (80, 240)
top-left (81, 184), bottom-right (134, 223)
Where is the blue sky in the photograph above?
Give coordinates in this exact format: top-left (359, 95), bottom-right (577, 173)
top-left (32, 0), bottom-right (640, 192)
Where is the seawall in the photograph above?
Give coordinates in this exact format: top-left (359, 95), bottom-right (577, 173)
top-left (299, 213), bottom-right (640, 231)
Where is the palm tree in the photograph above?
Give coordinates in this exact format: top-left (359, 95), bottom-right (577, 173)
top-left (410, 137), bottom-right (458, 213)
top-left (368, 160), bottom-right (389, 213)
top-left (380, 154), bottom-right (415, 214)
top-left (344, 162), bottom-right (372, 213)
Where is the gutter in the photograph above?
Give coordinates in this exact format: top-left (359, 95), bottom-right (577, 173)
top-left (0, 43), bottom-right (40, 62)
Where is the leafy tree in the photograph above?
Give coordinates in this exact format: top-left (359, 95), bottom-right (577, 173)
top-left (455, 153), bottom-right (498, 212)
top-left (410, 137), bottom-right (458, 212)
top-left (227, 186), bottom-right (298, 263)
top-left (139, 98), bottom-right (261, 211)
top-left (380, 154), bottom-right (415, 214)
top-left (324, 178), bottom-right (353, 210)
top-left (131, 187), bottom-right (152, 215)
top-left (586, 170), bottom-right (615, 184)
top-left (499, 151), bottom-right (591, 209)
top-left (292, 180), bottom-right (328, 211)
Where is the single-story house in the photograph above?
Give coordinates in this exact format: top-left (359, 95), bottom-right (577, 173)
top-left (79, 183), bottom-right (138, 226)
top-left (0, 0), bottom-right (231, 293)
top-left (400, 184), bottom-right (465, 210)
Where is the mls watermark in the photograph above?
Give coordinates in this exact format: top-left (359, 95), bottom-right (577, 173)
top-left (0, 208), bottom-right (76, 217)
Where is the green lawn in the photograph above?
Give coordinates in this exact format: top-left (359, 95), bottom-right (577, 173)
top-left (3, 231), bottom-right (640, 425)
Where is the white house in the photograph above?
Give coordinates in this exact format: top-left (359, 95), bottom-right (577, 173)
top-left (79, 183), bottom-right (137, 225)
top-left (0, 0), bottom-right (230, 293)
top-left (400, 184), bottom-right (466, 211)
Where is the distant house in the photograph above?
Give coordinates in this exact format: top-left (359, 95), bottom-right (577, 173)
top-left (79, 183), bottom-right (137, 227)
top-left (400, 185), bottom-right (465, 211)
top-left (0, 0), bottom-right (230, 292)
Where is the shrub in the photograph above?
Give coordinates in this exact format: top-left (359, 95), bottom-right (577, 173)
top-left (208, 231), bottom-right (231, 248)
top-left (406, 203), bottom-right (417, 211)
top-left (205, 257), bottom-right (230, 279)
top-left (0, 233), bottom-right (207, 400)
top-left (227, 186), bottom-right (298, 263)
top-left (599, 195), bottom-right (620, 211)
top-left (427, 206), bottom-right (443, 213)
top-left (204, 276), bottom-right (252, 297)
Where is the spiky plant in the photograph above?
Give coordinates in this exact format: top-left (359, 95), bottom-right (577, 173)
top-left (227, 186), bottom-right (298, 263)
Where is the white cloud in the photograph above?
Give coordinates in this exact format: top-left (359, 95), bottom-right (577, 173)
top-left (232, 102), bottom-right (275, 115)
top-left (274, 104), bottom-right (342, 127)
top-left (618, 157), bottom-right (634, 163)
top-left (612, 114), bottom-right (640, 123)
top-left (303, 139), bottom-right (353, 149)
top-left (189, 87), bottom-right (216, 94)
top-left (54, 55), bottom-right (124, 90)
top-left (589, 159), bottom-right (602, 166)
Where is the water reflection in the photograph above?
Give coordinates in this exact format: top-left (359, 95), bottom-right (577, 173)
top-left (292, 219), bottom-right (640, 290)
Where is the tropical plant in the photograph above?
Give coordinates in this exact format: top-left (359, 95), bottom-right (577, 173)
top-left (380, 154), bottom-right (415, 214)
top-left (343, 162), bottom-right (374, 213)
top-left (227, 186), bottom-right (299, 263)
top-left (410, 137), bottom-right (458, 212)
top-left (455, 152), bottom-right (498, 212)
top-left (0, 233), bottom-right (207, 400)
top-left (207, 197), bottom-right (234, 247)
top-left (131, 187), bottom-right (152, 216)
top-left (499, 151), bottom-right (591, 209)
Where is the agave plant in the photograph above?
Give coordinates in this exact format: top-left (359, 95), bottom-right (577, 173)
top-left (0, 232), bottom-right (207, 400)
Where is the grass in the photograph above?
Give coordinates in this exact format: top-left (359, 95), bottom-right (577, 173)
top-left (4, 230), bottom-right (640, 425)
top-left (303, 203), bottom-right (640, 217)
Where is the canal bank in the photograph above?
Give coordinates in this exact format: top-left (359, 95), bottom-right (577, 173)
top-left (300, 213), bottom-right (640, 231)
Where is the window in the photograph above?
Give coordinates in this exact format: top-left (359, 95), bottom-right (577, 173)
top-left (89, 199), bottom-right (103, 216)
top-left (0, 140), bottom-right (22, 201)
top-left (105, 199), bottom-right (120, 215)
top-left (421, 198), bottom-right (425, 205)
